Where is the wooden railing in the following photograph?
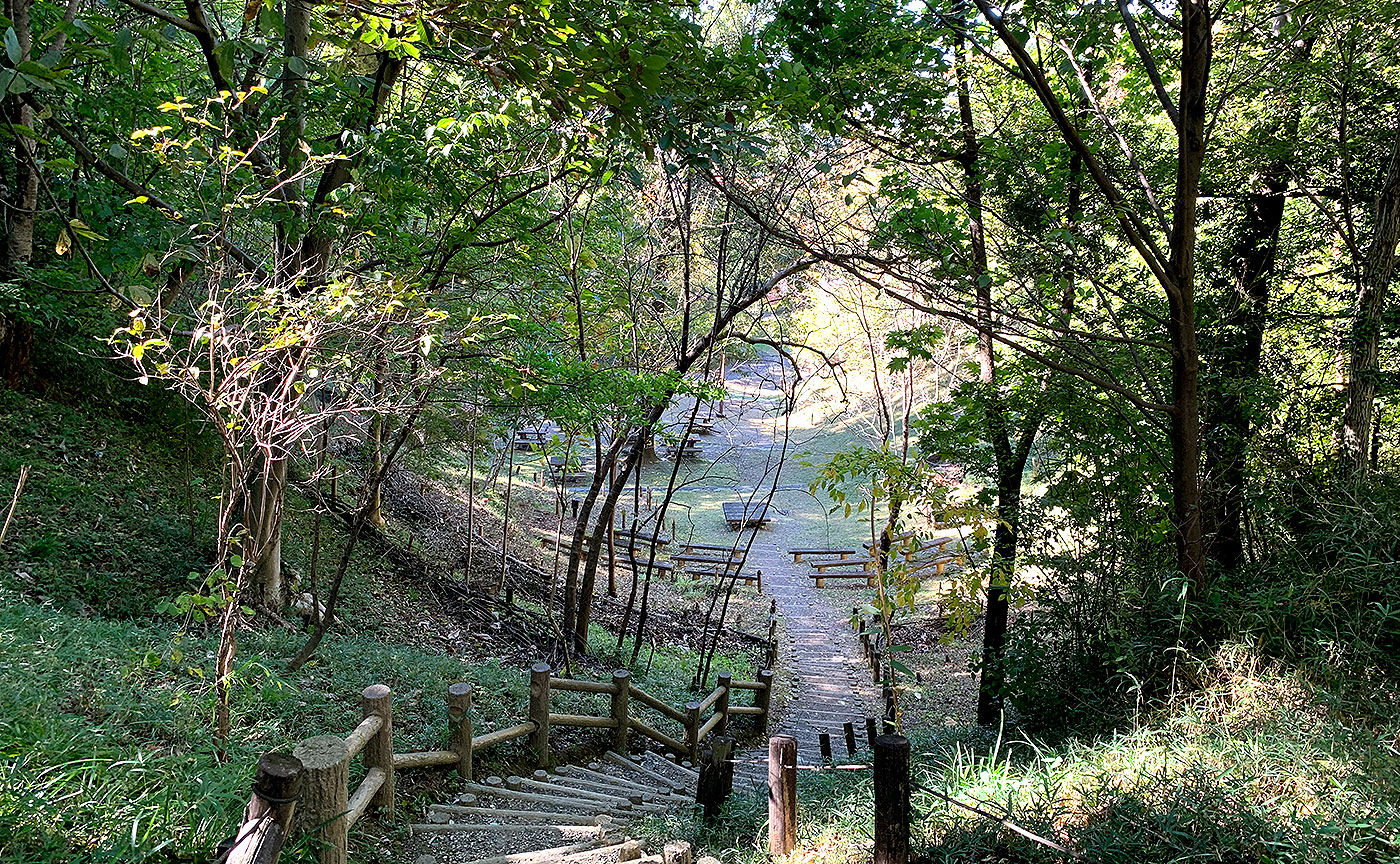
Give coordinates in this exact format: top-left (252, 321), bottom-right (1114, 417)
top-left (217, 663), bottom-right (774, 864)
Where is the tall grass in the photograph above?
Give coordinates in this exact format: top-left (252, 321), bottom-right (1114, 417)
top-left (639, 644), bottom-right (1400, 863)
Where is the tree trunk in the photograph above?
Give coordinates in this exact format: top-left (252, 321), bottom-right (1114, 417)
top-left (249, 456), bottom-right (289, 607)
top-left (1168, 0), bottom-right (1211, 598)
top-left (1339, 123), bottom-right (1400, 481)
top-left (1202, 183), bottom-right (1283, 571)
top-left (0, 0), bottom-right (36, 385)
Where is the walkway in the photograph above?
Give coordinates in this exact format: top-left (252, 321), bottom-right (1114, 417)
top-left (733, 534), bottom-right (878, 786)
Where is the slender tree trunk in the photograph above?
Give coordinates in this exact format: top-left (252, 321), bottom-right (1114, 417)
top-left (953, 32), bottom-right (1025, 726)
top-left (1202, 182), bottom-right (1283, 570)
top-left (1340, 121), bottom-right (1400, 481)
top-left (562, 435), bottom-right (625, 637)
top-left (1169, 0), bottom-right (1212, 599)
top-left (249, 455), bottom-right (289, 607)
top-left (0, 0), bottom-right (36, 384)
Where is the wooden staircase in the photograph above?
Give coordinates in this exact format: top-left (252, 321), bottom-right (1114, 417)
top-left (406, 753), bottom-right (703, 864)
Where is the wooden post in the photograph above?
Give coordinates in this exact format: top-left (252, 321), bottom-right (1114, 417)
top-left (872, 651), bottom-right (882, 686)
top-left (755, 669), bottom-right (774, 734)
top-left (819, 730), bottom-right (832, 761)
top-left (223, 752), bottom-right (304, 864)
top-left (293, 735), bottom-right (349, 864)
top-left (696, 735), bottom-right (734, 823)
top-left (873, 735), bottom-right (910, 864)
top-left (883, 686), bottom-right (896, 733)
top-left (684, 701), bottom-right (702, 762)
top-left (610, 669), bottom-right (631, 752)
top-left (843, 721), bottom-right (857, 756)
top-left (866, 717), bottom-right (878, 750)
top-left (529, 661), bottom-right (552, 769)
top-left (361, 684), bottom-right (394, 814)
top-left (715, 672), bottom-right (731, 736)
top-left (767, 735), bottom-right (797, 858)
top-left (447, 681), bottom-right (473, 780)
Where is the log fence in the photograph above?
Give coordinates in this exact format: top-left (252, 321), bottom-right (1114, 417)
top-left (222, 662), bottom-right (773, 864)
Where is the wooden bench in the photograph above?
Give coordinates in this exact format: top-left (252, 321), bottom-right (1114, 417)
top-left (788, 548), bottom-right (858, 562)
top-left (865, 535), bottom-right (956, 558)
top-left (904, 554), bottom-right (960, 577)
top-left (673, 553), bottom-right (743, 571)
top-left (810, 557), bottom-right (875, 573)
top-left (679, 542), bottom-right (744, 559)
top-left (722, 501), bottom-right (771, 530)
top-left (613, 529), bottom-right (671, 548)
top-left (615, 555), bottom-right (676, 576)
top-left (809, 570), bottom-right (876, 588)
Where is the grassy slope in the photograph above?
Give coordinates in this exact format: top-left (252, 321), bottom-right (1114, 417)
top-left (0, 389), bottom-right (751, 862)
top-left (641, 649), bottom-right (1400, 863)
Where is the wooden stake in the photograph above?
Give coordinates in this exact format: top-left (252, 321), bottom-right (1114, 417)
top-left (755, 669), bottom-right (773, 734)
top-left (715, 672), bottom-right (731, 736)
top-left (610, 670), bottom-right (631, 753)
top-left (844, 722), bottom-right (857, 756)
top-left (819, 730), bottom-right (832, 761)
top-left (696, 735), bottom-right (734, 823)
top-left (767, 735), bottom-right (797, 857)
top-left (866, 717), bottom-right (878, 750)
top-left (873, 735), bottom-right (910, 864)
top-left (361, 685), bottom-right (394, 814)
top-left (530, 662), bottom-right (552, 769)
top-left (293, 735), bottom-right (349, 864)
top-left (448, 681), bottom-right (473, 780)
top-left (223, 752), bottom-right (304, 864)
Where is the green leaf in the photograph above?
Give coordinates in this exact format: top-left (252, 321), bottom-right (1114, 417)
top-left (229, 554), bottom-right (244, 568)
top-left (4, 27), bottom-right (19, 64)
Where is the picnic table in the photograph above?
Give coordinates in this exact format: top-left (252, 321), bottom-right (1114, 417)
top-left (721, 501), bottom-right (771, 529)
top-left (513, 429), bottom-right (549, 450)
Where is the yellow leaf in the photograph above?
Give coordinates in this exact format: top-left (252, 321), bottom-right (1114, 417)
top-left (54, 228), bottom-right (71, 256)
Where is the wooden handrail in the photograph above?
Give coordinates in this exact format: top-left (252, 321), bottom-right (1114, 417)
top-left (343, 714), bottom-right (384, 760)
top-left (549, 713), bottom-right (618, 729)
top-left (392, 750), bottom-right (460, 770)
top-left (275, 662), bottom-right (774, 864)
top-left (549, 678), bottom-right (616, 694)
top-left (629, 717), bottom-right (689, 755)
top-left (695, 685), bottom-right (726, 714)
top-left (629, 684), bottom-right (688, 724)
top-left (472, 721), bottom-right (536, 749)
top-left (344, 768), bottom-right (385, 829)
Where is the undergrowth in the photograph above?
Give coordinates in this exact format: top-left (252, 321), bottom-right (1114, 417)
top-left (640, 644), bottom-right (1400, 864)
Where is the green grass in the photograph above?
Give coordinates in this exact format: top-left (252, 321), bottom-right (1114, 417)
top-left (638, 645), bottom-right (1400, 864)
top-left (0, 387), bottom-right (772, 862)
top-left (0, 586), bottom-right (528, 862)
